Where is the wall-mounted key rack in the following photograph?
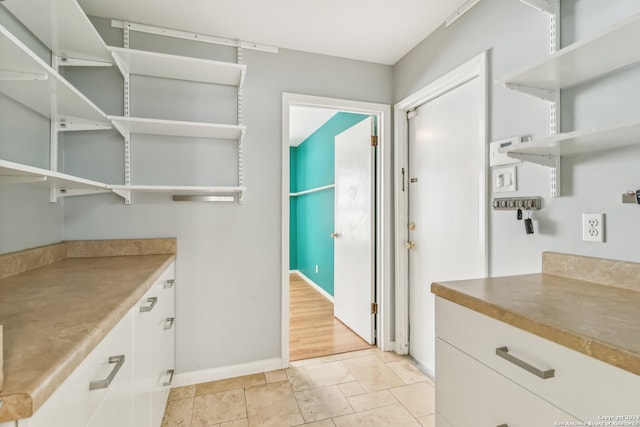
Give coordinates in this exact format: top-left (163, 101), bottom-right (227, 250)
top-left (492, 197), bottom-right (542, 210)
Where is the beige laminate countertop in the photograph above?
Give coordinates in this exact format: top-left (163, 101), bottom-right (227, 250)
top-left (0, 239), bottom-right (176, 422)
top-left (431, 252), bottom-right (640, 377)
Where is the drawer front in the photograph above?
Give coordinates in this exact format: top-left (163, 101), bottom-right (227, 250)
top-left (436, 297), bottom-right (640, 420)
top-left (21, 311), bottom-right (134, 427)
top-left (436, 338), bottom-right (578, 427)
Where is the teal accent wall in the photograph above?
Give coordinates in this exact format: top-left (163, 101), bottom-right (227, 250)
top-left (289, 112), bottom-right (369, 296)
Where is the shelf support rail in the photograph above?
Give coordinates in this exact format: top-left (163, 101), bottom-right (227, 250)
top-left (49, 56), bottom-right (60, 203)
top-left (237, 44), bottom-right (244, 204)
top-left (548, 0), bottom-right (561, 197)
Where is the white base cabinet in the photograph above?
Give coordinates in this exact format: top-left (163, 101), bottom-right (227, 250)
top-left (16, 262), bottom-right (175, 427)
top-left (435, 297), bottom-right (640, 426)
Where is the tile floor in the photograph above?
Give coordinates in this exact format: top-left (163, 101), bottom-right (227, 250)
top-left (162, 348), bottom-right (435, 427)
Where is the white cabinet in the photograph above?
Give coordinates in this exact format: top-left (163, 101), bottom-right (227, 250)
top-left (15, 262), bottom-right (176, 427)
top-left (133, 263), bottom-right (176, 427)
top-left (18, 311), bottom-right (134, 427)
top-left (435, 297), bottom-right (640, 426)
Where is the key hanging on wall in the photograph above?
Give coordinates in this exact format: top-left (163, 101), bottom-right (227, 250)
top-left (524, 211), bottom-right (534, 235)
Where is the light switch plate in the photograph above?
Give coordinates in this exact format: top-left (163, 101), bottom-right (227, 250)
top-left (493, 166), bottom-right (517, 193)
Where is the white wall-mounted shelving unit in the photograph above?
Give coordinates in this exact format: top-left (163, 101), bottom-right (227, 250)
top-left (109, 23), bottom-right (249, 204)
top-left (0, 24), bottom-right (111, 130)
top-left (500, 7), bottom-right (640, 196)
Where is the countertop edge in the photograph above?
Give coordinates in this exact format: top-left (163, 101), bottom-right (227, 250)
top-left (430, 282), bottom-right (640, 377)
top-left (0, 254), bottom-right (176, 423)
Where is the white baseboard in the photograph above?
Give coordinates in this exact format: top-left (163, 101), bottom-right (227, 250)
top-left (172, 357), bottom-right (283, 388)
top-left (290, 269), bottom-right (334, 302)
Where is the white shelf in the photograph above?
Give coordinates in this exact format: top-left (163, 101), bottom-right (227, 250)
top-left (0, 24), bottom-right (111, 128)
top-left (501, 12), bottom-right (640, 94)
top-left (110, 185), bottom-right (245, 201)
top-left (108, 116), bottom-right (245, 140)
top-left (0, 159), bottom-right (109, 196)
top-left (507, 118), bottom-right (640, 158)
top-left (290, 184), bottom-right (335, 197)
top-left (2, 0), bottom-right (112, 64)
top-left (108, 46), bottom-right (246, 87)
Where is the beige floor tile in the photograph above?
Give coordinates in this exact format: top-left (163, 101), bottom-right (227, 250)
top-left (342, 356), bottom-right (404, 392)
top-left (417, 414), bottom-right (435, 427)
top-left (338, 381), bottom-right (365, 397)
top-left (295, 420), bottom-right (336, 427)
top-left (385, 360), bottom-right (429, 384)
top-left (245, 381), bottom-right (304, 427)
top-left (294, 385), bottom-right (353, 422)
top-left (321, 349), bottom-right (378, 362)
top-left (390, 382), bottom-right (435, 418)
top-left (168, 385), bottom-right (197, 401)
top-left (221, 419), bottom-right (250, 427)
top-left (162, 398), bottom-right (194, 427)
top-left (347, 390), bottom-right (398, 412)
top-left (377, 350), bottom-right (406, 363)
top-left (305, 361), bottom-right (354, 387)
top-left (332, 403), bottom-right (421, 427)
top-left (264, 369), bottom-right (288, 383)
top-left (286, 366), bottom-right (315, 392)
top-left (191, 389), bottom-right (247, 426)
top-left (196, 373), bottom-right (266, 396)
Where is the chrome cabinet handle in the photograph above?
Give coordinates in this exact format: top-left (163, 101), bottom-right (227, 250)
top-left (162, 369), bottom-right (175, 387)
top-left (497, 425), bottom-right (508, 427)
top-left (164, 317), bottom-right (175, 330)
top-left (89, 355), bottom-right (125, 390)
top-left (163, 279), bottom-right (175, 289)
top-left (140, 297), bottom-right (158, 312)
top-left (496, 346), bottom-right (555, 379)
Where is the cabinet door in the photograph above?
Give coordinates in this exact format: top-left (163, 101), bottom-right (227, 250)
top-left (436, 338), bottom-right (579, 427)
top-left (19, 311), bottom-right (134, 427)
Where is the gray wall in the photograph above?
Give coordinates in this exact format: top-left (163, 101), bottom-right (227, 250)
top-left (0, 7), bottom-right (63, 254)
top-left (394, 0), bottom-right (640, 277)
top-left (62, 17), bottom-right (393, 373)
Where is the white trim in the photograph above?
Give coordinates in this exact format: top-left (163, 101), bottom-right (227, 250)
top-left (282, 93), bottom-right (393, 369)
top-left (393, 51), bottom-right (489, 356)
top-left (290, 270), bottom-right (334, 302)
top-left (289, 184), bottom-right (335, 197)
top-left (171, 357), bottom-right (283, 387)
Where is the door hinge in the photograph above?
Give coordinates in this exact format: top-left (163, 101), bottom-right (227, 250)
top-left (371, 303), bottom-right (378, 314)
top-left (371, 135), bottom-right (378, 147)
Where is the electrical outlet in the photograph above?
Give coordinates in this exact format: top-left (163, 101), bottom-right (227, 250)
top-left (582, 213), bottom-right (604, 243)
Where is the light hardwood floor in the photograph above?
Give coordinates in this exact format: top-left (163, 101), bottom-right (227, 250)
top-left (289, 272), bottom-right (373, 361)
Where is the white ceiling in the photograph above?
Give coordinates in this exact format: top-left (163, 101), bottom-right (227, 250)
top-left (78, 0), bottom-right (470, 65)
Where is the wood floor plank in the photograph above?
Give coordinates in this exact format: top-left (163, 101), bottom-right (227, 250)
top-left (289, 273), bottom-right (373, 361)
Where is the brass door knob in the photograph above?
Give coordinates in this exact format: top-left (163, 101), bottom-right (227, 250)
top-left (330, 232), bottom-right (340, 238)
top-left (404, 241), bottom-right (416, 250)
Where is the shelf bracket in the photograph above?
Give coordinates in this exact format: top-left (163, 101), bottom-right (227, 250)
top-left (57, 57), bottom-right (112, 68)
top-left (0, 71), bottom-right (48, 81)
top-left (505, 83), bottom-right (555, 101)
top-left (56, 188), bottom-right (111, 198)
top-left (517, 0), bottom-right (557, 15)
top-left (57, 121), bottom-right (112, 132)
top-left (0, 175), bottom-right (48, 184)
top-left (111, 188), bottom-right (132, 205)
top-left (507, 152), bottom-right (557, 167)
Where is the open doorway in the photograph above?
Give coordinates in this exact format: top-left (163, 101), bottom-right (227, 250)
top-left (281, 93), bottom-right (392, 366)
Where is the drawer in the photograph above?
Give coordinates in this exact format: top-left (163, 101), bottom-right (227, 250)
top-left (436, 338), bottom-right (578, 427)
top-left (20, 311), bottom-right (134, 427)
top-left (436, 297), bottom-right (640, 421)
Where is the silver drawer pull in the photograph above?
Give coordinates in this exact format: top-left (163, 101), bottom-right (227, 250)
top-left (89, 355), bottom-right (125, 390)
top-left (496, 346), bottom-right (555, 379)
top-left (163, 279), bottom-right (175, 289)
top-left (162, 369), bottom-right (175, 387)
top-left (140, 297), bottom-right (158, 312)
top-left (164, 317), bottom-right (175, 330)
top-left (497, 425), bottom-right (508, 427)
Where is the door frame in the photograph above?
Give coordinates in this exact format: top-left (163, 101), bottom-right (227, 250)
top-left (393, 52), bottom-right (489, 356)
top-left (282, 93), bottom-right (392, 367)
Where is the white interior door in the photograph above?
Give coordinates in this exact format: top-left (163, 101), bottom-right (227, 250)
top-left (333, 116), bottom-right (375, 345)
top-left (408, 78), bottom-right (485, 371)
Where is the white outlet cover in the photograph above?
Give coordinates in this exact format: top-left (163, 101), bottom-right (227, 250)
top-left (582, 213), bottom-right (605, 243)
top-left (493, 166), bottom-right (517, 193)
